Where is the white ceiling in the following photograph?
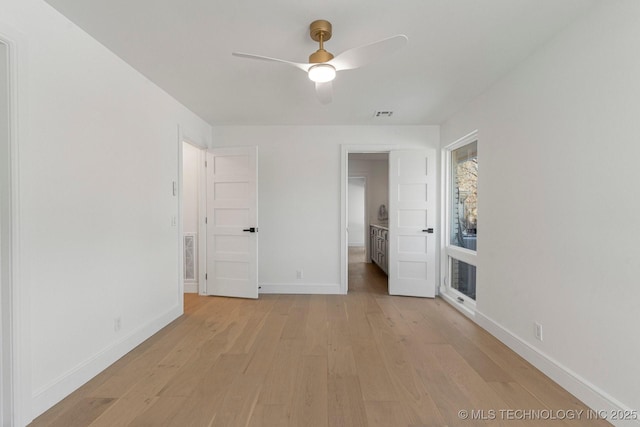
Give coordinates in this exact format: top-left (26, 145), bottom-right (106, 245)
top-left (44, 0), bottom-right (598, 126)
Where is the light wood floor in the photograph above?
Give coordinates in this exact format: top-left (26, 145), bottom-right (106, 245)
top-left (30, 251), bottom-right (610, 427)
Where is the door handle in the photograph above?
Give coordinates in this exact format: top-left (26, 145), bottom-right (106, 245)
top-left (243, 227), bottom-right (257, 233)
top-left (422, 228), bottom-right (434, 233)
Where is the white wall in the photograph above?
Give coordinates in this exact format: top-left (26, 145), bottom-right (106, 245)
top-left (441, 0), bottom-right (640, 421)
top-left (212, 126), bottom-right (439, 294)
top-left (182, 142), bottom-right (200, 235)
top-left (1, 0), bottom-right (212, 422)
top-left (347, 177), bottom-right (365, 247)
top-left (349, 158), bottom-right (389, 227)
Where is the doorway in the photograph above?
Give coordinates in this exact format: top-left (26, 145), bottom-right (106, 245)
top-left (347, 153), bottom-right (390, 293)
top-left (178, 133), bottom-right (208, 305)
top-left (179, 144), bottom-right (260, 301)
top-left (341, 146), bottom-right (438, 297)
top-left (181, 141), bottom-right (205, 294)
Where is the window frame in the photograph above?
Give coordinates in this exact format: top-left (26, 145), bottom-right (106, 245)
top-left (443, 131), bottom-right (478, 310)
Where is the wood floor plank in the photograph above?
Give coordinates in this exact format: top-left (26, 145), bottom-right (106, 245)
top-left (30, 397), bottom-right (115, 427)
top-left (364, 401), bottom-right (413, 427)
top-left (403, 340), bottom-right (487, 427)
top-left (126, 396), bottom-right (188, 427)
top-left (344, 294), bottom-right (374, 339)
top-left (161, 393), bottom-right (220, 427)
top-left (373, 296), bottom-right (414, 336)
top-left (303, 295), bottom-right (328, 356)
top-left (257, 338), bottom-right (304, 406)
top-left (155, 347), bottom-right (219, 397)
top-left (210, 373), bottom-right (263, 427)
top-left (326, 294), bottom-right (356, 378)
top-left (327, 376), bottom-right (369, 427)
top-left (397, 303), bottom-right (450, 344)
top-left (280, 298), bottom-right (309, 340)
top-left (290, 355), bottom-right (329, 427)
top-left (367, 312), bottom-right (423, 400)
top-left (196, 353), bottom-right (250, 397)
top-left (431, 344), bottom-right (526, 427)
top-left (88, 396), bottom-right (158, 427)
top-left (351, 336), bottom-right (399, 402)
top-left (248, 403), bottom-right (289, 427)
top-left (243, 312), bottom-right (288, 377)
top-left (367, 312), bottom-right (448, 425)
top-left (226, 303), bottom-right (272, 354)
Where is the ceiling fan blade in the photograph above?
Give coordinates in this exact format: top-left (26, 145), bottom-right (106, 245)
top-left (329, 35), bottom-right (408, 72)
top-left (315, 81), bottom-right (333, 104)
top-left (232, 52), bottom-right (310, 72)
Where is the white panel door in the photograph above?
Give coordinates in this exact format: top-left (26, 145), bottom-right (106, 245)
top-left (206, 146), bottom-right (258, 299)
top-left (388, 150), bottom-right (436, 297)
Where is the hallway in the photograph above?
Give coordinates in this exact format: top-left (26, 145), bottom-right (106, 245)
top-left (29, 258), bottom-right (610, 426)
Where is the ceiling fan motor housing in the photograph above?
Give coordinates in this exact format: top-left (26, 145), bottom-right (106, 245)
top-left (309, 49), bottom-right (334, 63)
top-left (309, 19), bottom-right (334, 63)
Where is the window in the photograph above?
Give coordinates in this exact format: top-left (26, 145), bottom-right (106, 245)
top-left (451, 258), bottom-right (476, 300)
top-left (445, 133), bottom-right (478, 304)
top-left (450, 141), bottom-right (477, 250)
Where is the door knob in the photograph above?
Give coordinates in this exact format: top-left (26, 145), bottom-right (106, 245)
top-left (422, 228), bottom-right (434, 233)
top-left (243, 227), bottom-right (257, 233)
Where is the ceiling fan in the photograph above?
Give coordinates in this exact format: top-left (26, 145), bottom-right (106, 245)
top-left (232, 20), bottom-right (408, 104)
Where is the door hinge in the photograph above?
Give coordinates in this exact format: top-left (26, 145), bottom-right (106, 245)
top-left (205, 273), bottom-right (208, 280)
top-left (205, 217), bottom-right (207, 224)
top-left (205, 160), bottom-right (207, 167)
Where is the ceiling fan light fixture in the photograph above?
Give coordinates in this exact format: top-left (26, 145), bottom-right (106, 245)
top-left (308, 64), bottom-right (336, 83)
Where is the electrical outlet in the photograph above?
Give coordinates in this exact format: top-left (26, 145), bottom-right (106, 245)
top-left (296, 270), bottom-right (303, 279)
top-left (534, 322), bottom-right (543, 341)
top-left (114, 317), bottom-right (122, 332)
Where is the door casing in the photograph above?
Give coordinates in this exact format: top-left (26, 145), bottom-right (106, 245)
top-left (0, 29), bottom-right (30, 426)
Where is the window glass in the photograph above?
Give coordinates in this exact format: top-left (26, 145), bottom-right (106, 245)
top-left (450, 141), bottom-right (477, 250)
top-left (451, 258), bottom-right (476, 300)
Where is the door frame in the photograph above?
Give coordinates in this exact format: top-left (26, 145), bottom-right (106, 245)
top-left (1, 29), bottom-right (29, 427)
top-left (341, 145), bottom-right (395, 294)
top-left (177, 126), bottom-right (209, 303)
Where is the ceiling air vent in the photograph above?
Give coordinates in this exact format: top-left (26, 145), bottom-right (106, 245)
top-left (374, 110), bottom-right (394, 118)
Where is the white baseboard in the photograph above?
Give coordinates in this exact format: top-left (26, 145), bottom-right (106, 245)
top-left (259, 282), bottom-right (341, 295)
top-left (474, 311), bottom-right (639, 427)
top-left (30, 304), bottom-right (183, 419)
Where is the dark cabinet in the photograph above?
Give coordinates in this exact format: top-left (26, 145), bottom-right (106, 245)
top-left (370, 225), bottom-right (388, 275)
